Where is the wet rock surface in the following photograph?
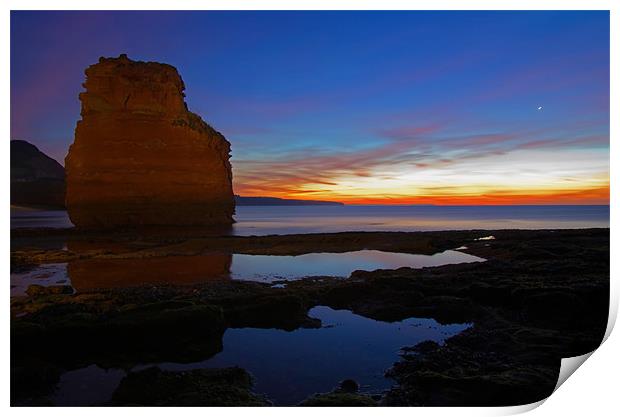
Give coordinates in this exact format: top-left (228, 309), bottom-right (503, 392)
top-left (297, 378), bottom-right (377, 406)
top-left (10, 228), bottom-right (609, 406)
top-left (299, 392), bottom-right (377, 406)
top-left (65, 55), bottom-right (234, 229)
top-left (111, 366), bottom-right (270, 406)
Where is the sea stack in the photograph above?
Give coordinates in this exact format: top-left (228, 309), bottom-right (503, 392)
top-left (65, 54), bottom-right (234, 229)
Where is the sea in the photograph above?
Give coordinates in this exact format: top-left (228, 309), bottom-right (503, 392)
top-left (10, 205), bottom-right (609, 235)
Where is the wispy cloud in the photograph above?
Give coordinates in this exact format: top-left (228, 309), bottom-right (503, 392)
top-left (377, 124), bottom-right (443, 141)
top-left (233, 124), bottom-right (609, 204)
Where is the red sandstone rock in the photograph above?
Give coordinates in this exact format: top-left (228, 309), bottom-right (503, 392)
top-left (65, 54), bottom-right (234, 229)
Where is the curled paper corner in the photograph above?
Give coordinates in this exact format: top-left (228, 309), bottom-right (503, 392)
top-left (549, 298), bottom-right (617, 400)
top-left (544, 304), bottom-right (616, 406)
top-left (495, 310), bottom-right (616, 416)
top-left (494, 352), bottom-right (596, 416)
top-left (494, 398), bottom-right (547, 415)
top-left (603, 295), bottom-right (618, 344)
top-left (554, 351), bottom-right (595, 392)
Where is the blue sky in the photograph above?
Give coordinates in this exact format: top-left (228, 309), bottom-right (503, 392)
top-left (11, 11), bottom-right (609, 203)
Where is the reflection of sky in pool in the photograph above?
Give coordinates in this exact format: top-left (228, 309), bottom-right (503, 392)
top-left (51, 306), bottom-right (472, 406)
top-left (231, 249), bottom-right (485, 282)
top-left (10, 249), bottom-right (484, 295)
top-left (10, 263), bottom-right (70, 297)
top-left (190, 306), bottom-right (472, 404)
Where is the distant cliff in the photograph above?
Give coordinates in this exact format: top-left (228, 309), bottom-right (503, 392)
top-left (11, 140), bottom-right (65, 208)
top-left (235, 196), bottom-right (343, 206)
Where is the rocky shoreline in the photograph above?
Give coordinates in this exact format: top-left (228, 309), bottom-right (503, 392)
top-left (10, 228), bottom-right (609, 406)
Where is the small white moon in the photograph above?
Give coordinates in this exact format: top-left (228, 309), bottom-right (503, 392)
top-left (537, 106), bottom-right (543, 111)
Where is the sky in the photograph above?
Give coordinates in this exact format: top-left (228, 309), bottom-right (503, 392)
top-left (10, 11), bottom-right (610, 205)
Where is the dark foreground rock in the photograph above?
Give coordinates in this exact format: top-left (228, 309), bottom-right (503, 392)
top-left (298, 379), bottom-right (376, 406)
top-left (299, 392), bottom-right (377, 406)
top-left (112, 366), bottom-right (270, 406)
top-left (10, 228), bottom-right (609, 406)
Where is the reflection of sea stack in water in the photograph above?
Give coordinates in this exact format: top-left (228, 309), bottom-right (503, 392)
top-left (64, 239), bottom-right (232, 291)
top-left (65, 54), bottom-right (234, 229)
top-left (67, 254), bottom-right (232, 292)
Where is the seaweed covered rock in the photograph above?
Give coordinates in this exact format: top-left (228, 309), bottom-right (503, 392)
top-left (65, 54), bottom-right (234, 229)
top-left (299, 392), bottom-right (377, 407)
top-left (112, 366), bottom-right (269, 406)
top-left (11, 300), bottom-right (227, 365)
top-left (299, 378), bottom-right (376, 406)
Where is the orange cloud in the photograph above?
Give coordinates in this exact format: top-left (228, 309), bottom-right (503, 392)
top-left (335, 186), bottom-right (610, 205)
top-left (232, 126), bottom-right (609, 205)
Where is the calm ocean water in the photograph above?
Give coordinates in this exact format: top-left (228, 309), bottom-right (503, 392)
top-left (11, 205), bottom-right (609, 235)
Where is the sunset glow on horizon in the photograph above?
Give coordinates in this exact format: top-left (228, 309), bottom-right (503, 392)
top-left (233, 138), bottom-right (609, 205)
top-left (11, 11), bottom-right (610, 205)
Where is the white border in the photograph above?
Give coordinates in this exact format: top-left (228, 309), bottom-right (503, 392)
top-left (2, 1), bottom-right (618, 11)
top-left (2, 1), bottom-right (617, 416)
